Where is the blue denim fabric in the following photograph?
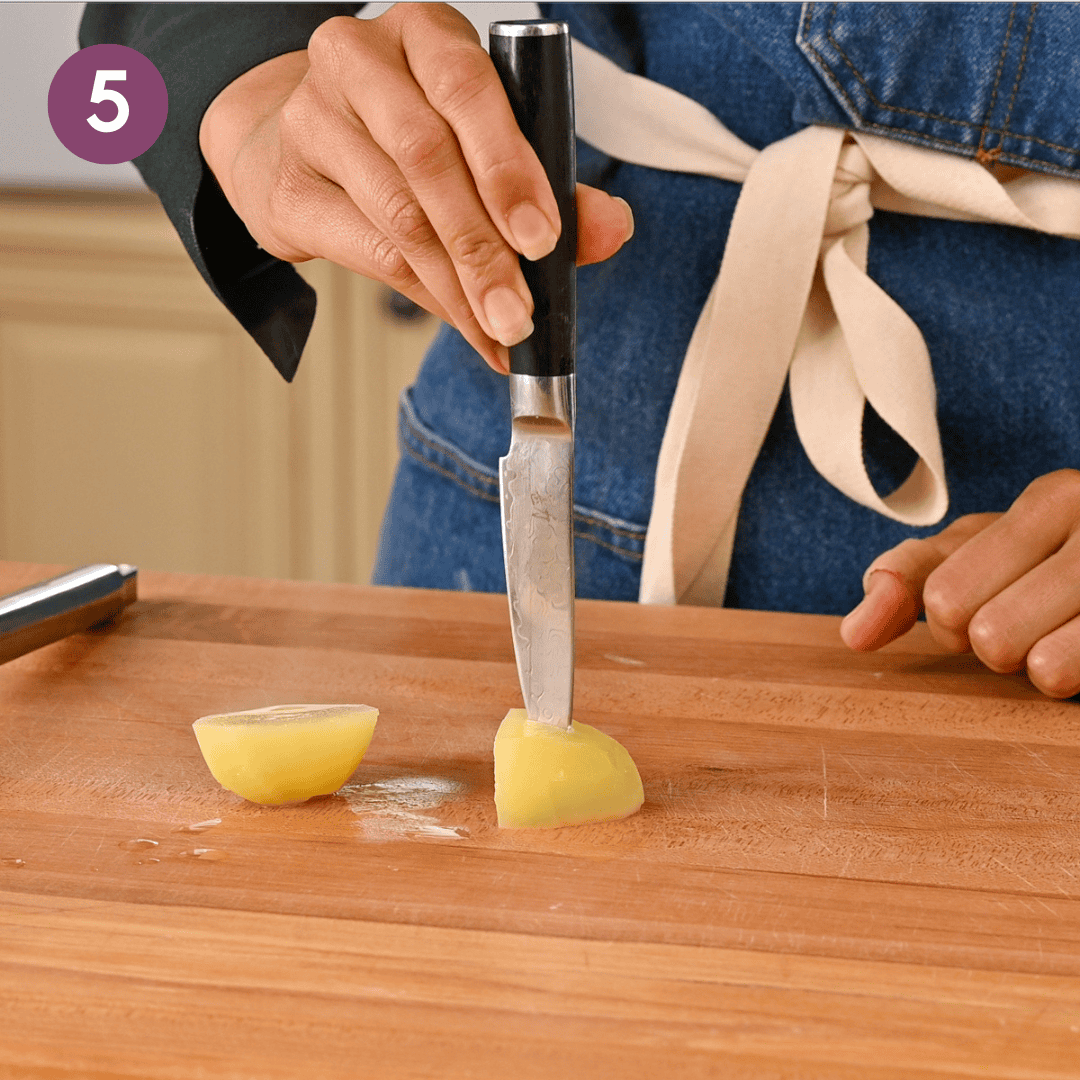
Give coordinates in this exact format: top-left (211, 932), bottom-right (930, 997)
top-left (797, 2), bottom-right (1080, 176)
top-left (374, 3), bottom-right (1080, 617)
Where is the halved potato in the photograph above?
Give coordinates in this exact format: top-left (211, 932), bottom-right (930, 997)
top-left (493, 708), bottom-right (644, 828)
top-left (192, 704), bottom-right (378, 805)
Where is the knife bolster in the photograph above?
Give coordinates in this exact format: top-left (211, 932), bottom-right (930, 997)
top-left (508, 373), bottom-right (576, 433)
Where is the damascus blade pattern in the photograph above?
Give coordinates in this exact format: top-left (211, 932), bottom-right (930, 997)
top-left (500, 409), bottom-right (575, 730)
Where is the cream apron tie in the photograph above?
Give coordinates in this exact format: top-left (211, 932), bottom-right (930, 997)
top-left (569, 39), bottom-right (1080, 606)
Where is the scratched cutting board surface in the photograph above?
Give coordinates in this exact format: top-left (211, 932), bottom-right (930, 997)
top-left (1, 561), bottom-right (1078, 1079)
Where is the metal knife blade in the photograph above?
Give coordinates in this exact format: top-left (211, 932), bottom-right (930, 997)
top-left (500, 377), bottom-right (575, 728)
top-left (0, 563), bottom-right (137, 665)
top-left (490, 21), bottom-right (577, 730)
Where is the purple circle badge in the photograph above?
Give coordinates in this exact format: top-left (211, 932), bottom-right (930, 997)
top-left (48, 44), bottom-right (168, 165)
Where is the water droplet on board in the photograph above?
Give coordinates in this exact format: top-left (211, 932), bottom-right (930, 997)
top-left (177, 848), bottom-right (228, 861)
top-left (174, 818), bottom-right (222, 834)
top-left (341, 775), bottom-right (466, 812)
top-left (2, 858), bottom-right (26, 869)
top-left (137, 857), bottom-right (162, 865)
top-left (119, 838), bottom-right (160, 852)
top-left (339, 776), bottom-right (469, 842)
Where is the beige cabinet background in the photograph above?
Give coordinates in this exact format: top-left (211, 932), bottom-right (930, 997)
top-left (0, 189), bottom-right (439, 583)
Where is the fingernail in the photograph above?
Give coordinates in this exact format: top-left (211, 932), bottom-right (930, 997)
top-left (614, 196), bottom-right (634, 242)
top-left (507, 203), bottom-right (558, 261)
top-left (483, 286), bottom-right (533, 346)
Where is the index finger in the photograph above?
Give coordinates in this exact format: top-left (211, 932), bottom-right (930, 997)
top-left (399, 5), bottom-right (562, 261)
top-left (840, 514), bottom-right (1000, 652)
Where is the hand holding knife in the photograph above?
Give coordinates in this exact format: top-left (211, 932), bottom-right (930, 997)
top-left (489, 22), bottom-right (577, 731)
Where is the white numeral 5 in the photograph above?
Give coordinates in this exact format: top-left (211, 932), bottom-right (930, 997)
top-left (87, 69), bottom-right (129, 133)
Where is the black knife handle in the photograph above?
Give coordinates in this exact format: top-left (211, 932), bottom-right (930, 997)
top-left (489, 21), bottom-right (576, 379)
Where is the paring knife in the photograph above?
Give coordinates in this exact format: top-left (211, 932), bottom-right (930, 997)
top-left (489, 21), bottom-right (577, 731)
top-left (0, 563), bottom-right (137, 665)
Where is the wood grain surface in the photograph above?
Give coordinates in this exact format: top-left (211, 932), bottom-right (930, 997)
top-left (1, 561), bottom-right (1078, 1078)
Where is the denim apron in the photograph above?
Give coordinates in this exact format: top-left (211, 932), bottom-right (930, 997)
top-left (373, 3), bottom-right (1080, 616)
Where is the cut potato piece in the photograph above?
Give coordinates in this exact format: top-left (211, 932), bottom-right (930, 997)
top-left (192, 704), bottom-right (378, 805)
top-left (493, 708), bottom-right (644, 828)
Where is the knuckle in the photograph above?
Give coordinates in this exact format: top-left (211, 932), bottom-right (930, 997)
top-left (1019, 472), bottom-right (1057, 506)
top-left (397, 0), bottom-right (439, 24)
top-left (425, 48), bottom-right (492, 118)
top-left (1019, 469), bottom-right (1080, 513)
top-left (1051, 467), bottom-right (1080, 507)
top-left (872, 536), bottom-right (941, 588)
top-left (277, 85), bottom-right (319, 142)
top-left (889, 537), bottom-right (929, 571)
top-left (400, 2), bottom-right (478, 42)
top-left (366, 233), bottom-right (415, 287)
top-left (378, 184), bottom-right (436, 250)
top-left (446, 226), bottom-right (503, 273)
top-left (307, 16), bottom-right (362, 70)
top-left (259, 162), bottom-right (331, 262)
top-left (263, 162), bottom-right (306, 231)
top-left (967, 608), bottom-right (1020, 671)
top-left (939, 512), bottom-right (995, 545)
top-left (921, 568), bottom-right (967, 633)
top-left (392, 116), bottom-right (455, 176)
top-left (1026, 647), bottom-right (1080, 698)
top-left (469, 146), bottom-right (524, 193)
top-left (412, 2), bottom-right (466, 25)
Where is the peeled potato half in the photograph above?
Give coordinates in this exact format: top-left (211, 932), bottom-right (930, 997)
top-left (494, 708), bottom-right (644, 828)
top-left (192, 704), bottom-right (378, 805)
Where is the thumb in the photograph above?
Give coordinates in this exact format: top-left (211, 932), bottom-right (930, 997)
top-left (576, 184), bottom-right (635, 267)
top-left (840, 515), bottom-right (1000, 652)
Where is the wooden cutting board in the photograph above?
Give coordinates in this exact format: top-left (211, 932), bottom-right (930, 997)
top-left (1, 560), bottom-right (1078, 1079)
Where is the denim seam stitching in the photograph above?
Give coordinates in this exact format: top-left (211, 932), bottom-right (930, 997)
top-left (998, 4), bottom-right (1039, 144)
top-left (577, 516), bottom-right (644, 540)
top-left (401, 394), bottom-right (501, 491)
top-left (806, 2), bottom-right (1079, 159)
top-left (856, 122), bottom-right (1080, 178)
top-left (977, 128), bottom-right (1080, 158)
top-left (802, 45), bottom-right (1079, 166)
top-left (825, 2), bottom-right (992, 131)
top-left (398, 397), bottom-right (646, 558)
top-left (976, 2), bottom-right (1018, 162)
top-left (405, 426), bottom-right (648, 539)
top-left (569, 503), bottom-right (647, 538)
top-left (573, 533), bottom-right (644, 561)
top-left (401, 441), bottom-right (499, 503)
top-left (800, 9), bottom-right (865, 124)
top-left (400, 390), bottom-right (646, 539)
top-left (401, 442), bottom-right (644, 561)
top-left (406, 422), bottom-right (496, 490)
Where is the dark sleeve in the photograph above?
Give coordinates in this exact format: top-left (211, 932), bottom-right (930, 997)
top-left (80, 3), bottom-right (360, 381)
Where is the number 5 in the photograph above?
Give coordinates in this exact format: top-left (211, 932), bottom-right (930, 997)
top-left (87, 69), bottom-right (129, 133)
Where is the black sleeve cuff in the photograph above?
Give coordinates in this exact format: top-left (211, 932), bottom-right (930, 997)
top-left (80, 3), bottom-right (360, 381)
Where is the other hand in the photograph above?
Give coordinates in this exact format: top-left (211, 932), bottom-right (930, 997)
top-left (840, 469), bottom-right (1080, 698)
top-left (199, 3), bottom-right (634, 373)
